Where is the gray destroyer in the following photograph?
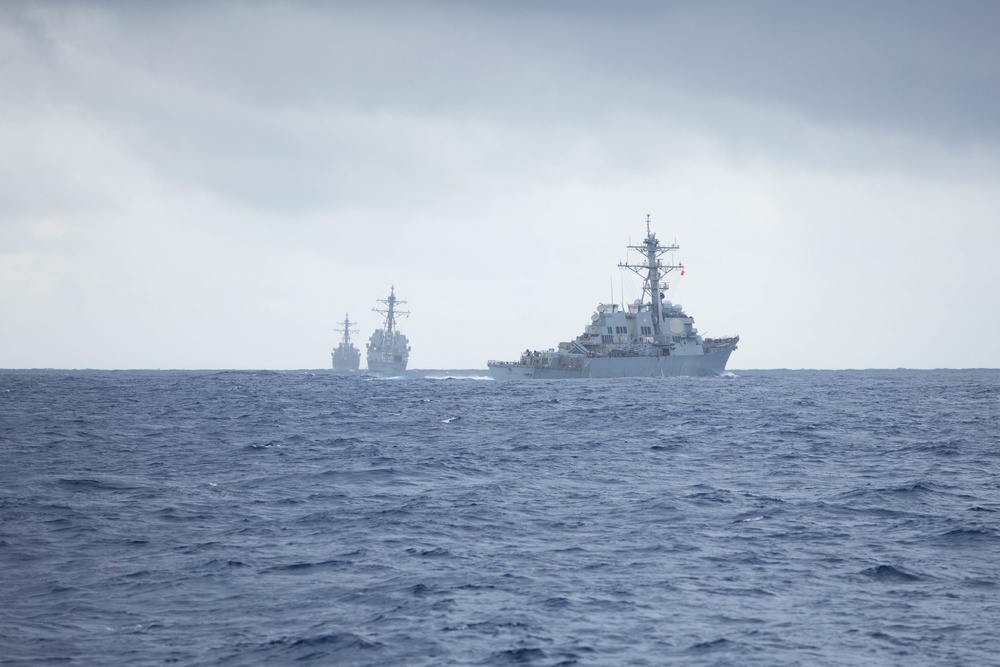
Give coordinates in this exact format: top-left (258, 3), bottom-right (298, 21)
top-left (366, 286), bottom-right (411, 374)
top-left (487, 217), bottom-right (738, 379)
top-left (331, 314), bottom-right (361, 371)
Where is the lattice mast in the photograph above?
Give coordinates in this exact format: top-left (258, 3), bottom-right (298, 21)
top-left (335, 314), bottom-right (358, 347)
top-left (373, 285), bottom-right (409, 336)
top-left (618, 214), bottom-right (683, 335)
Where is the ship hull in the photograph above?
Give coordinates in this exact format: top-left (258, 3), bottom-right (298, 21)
top-left (332, 360), bottom-right (360, 371)
top-left (488, 348), bottom-right (734, 380)
top-left (367, 359), bottom-right (408, 374)
top-left (332, 348), bottom-right (360, 372)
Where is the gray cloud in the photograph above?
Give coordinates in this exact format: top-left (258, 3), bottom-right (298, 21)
top-left (4, 0), bottom-right (997, 218)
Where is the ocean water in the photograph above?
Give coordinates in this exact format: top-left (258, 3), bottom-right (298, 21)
top-left (2, 369), bottom-right (999, 666)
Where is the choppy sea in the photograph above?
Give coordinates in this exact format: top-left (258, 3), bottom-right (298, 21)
top-left (2, 369), bottom-right (999, 666)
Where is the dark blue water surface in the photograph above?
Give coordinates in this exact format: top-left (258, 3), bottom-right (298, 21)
top-left (2, 369), bottom-right (1000, 666)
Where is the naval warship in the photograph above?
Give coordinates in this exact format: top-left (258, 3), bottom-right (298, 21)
top-left (487, 216), bottom-right (738, 379)
top-left (331, 314), bottom-right (361, 371)
top-left (366, 286), bottom-right (411, 374)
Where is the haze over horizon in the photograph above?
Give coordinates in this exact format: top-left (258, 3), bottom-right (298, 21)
top-left (3, 1), bottom-right (999, 371)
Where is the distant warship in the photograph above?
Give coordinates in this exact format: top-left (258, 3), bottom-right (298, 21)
top-left (331, 314), bottom-right (360, 371)
top-left (487, 216), bottom-right (738, 379)
top-left (367, 286), bottom-right (411, 374)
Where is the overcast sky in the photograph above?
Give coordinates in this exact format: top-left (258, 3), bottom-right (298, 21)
top-left (2, 1), bottom-right (998, 370)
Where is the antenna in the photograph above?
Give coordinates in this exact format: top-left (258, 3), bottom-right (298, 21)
top-left (372, 285), bottom-right (409, 336)
top-left (618, 214), bottom-right (682, 335)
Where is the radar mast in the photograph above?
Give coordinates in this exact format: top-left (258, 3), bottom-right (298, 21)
top-left (618, 214), bottom-right (683, 335)
top-left (335, 314), bottom-right (358, 347)
top-left (373, 285), bottom-right (409, 336)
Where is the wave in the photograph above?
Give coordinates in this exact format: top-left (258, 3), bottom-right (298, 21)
top-left (7, 367), bottom-right (1000, 667)
top-left (859, 564), bottom-right (922, 582)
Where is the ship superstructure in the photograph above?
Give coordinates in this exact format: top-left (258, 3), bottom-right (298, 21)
top-left (331, 314), bottom-right (361, 371)
top-left (487, 216), bottom-right (738, 379)
top-left (366, 286), bottom-right (411, 374)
